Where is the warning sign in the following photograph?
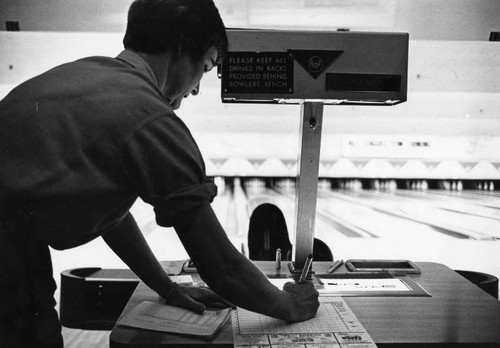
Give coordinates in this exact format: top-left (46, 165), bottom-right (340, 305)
top-left (221, 52), bottom-right (294, 94)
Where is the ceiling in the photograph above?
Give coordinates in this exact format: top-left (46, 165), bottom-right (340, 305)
top-left (1, 0), bottom-right (499, 41)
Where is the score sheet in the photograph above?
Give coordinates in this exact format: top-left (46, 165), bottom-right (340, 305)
top-left (232, 297), bottom-right (377, 347)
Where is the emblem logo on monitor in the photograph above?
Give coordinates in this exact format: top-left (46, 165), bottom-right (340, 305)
top-left (308, 56), bottom-right (324, 74)
top-left (289, 50), bottom-right (343, 79)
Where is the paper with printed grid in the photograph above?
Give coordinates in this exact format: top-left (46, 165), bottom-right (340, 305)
top-left (232, 297), bottom-right (377, 347)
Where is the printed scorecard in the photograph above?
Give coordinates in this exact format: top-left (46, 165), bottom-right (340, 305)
top-left (232, 297), bottom-right (377, 347)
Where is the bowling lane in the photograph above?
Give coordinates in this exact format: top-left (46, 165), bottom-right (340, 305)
top-left (391, 190), bottom-right (500, 220)
top-left (238, 178), bottom-right (500, 286)
top-left (242, 183), bottom-right (456, 259)
top-left (279, 188), bottom-right (377, 238)
top-left (317, 190), bottom-right (457, 240)
top-left (338, 189), bottom-right (500, 240)
top-left (245, 184), bottom-right (377, 242)
top-left (289, 188), bottom-right (459, 248)
top-left (243, 181), bottom-right (480, 243)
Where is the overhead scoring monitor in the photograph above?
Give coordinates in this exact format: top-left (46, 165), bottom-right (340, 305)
top-left (220, 29), bottom-right (408, 105)
top-left (218, 29), bottom-right (409, 270)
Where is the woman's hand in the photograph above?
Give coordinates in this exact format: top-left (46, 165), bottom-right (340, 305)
top-left (163, 284), bottom-right (235, 314)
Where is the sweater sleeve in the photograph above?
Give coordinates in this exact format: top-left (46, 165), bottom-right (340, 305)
top-left (122, 113), bottom-right (217, 227)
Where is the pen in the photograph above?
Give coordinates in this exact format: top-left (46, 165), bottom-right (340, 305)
top-left (298, 254), bottom-right (313, 282)
top-left (327, 259), bottom-right (343, 273)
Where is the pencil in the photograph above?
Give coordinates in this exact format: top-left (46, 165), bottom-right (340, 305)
top-left (299, 254), bottom-right (313, 282)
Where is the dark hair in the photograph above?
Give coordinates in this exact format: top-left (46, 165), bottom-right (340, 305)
top-left (123, 0), bottom-right (228, 62)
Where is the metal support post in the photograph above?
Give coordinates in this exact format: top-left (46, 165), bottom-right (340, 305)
top-left (293, 101), bottom-right (324, 270)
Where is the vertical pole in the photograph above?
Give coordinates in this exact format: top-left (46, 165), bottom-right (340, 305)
top-left (294, 102), bottom-right (324, 270)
